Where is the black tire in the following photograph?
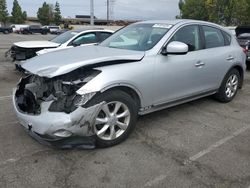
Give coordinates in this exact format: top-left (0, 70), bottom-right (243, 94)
top-left (247, 61), bottom-right (250, 70)
top-left (214, 69), bottom-right (240, 103)
top-left (87, 90), bottom-right (138, 148)
top-left (15, 64), bottom-right (22, 71)
top-left (15, 64), bottom-right (19, 70)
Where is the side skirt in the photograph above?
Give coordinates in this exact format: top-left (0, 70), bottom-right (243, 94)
top-left (139, 90), bottom-right (217, 115)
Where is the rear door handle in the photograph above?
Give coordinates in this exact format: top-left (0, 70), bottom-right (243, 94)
top-left (195, 61), bottom-right (205, 68)
top-left (226, 56), bottom-right (235, 61)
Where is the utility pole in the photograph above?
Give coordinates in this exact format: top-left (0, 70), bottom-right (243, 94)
top-left (107, 0), bottom-right (110, 25)
top-left (90, 0), bottom-right (94, 26)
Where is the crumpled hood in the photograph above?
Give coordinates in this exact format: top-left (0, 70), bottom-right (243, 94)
top-left (22, 45), bottom-right (145, 78)
top-left (14, 41), bottom-right (60, 48)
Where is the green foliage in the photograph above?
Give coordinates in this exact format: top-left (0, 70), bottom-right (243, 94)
top-left (37, 2), bottom-right (54, 25)
top-left (53, 1), bottom-right (62, 25)
top-left (22, 11), bottom-right (27, 21)
top-left (37, 1), bottom-right (62, 25)
top-left (0, 0), bottom-right (8, 24)
top-left (179, 0), bottom-right (208, 21)
top-left (178, 0), bottom-right (250, 26)
top-left (11, 0), bottom-right (25, 24)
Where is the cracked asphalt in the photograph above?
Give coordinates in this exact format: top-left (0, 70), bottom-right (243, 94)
top-left (0, 33), bottom-right (250, 188)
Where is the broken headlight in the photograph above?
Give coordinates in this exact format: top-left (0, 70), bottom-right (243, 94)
top-left (73, 92), bottom-right (96, 107)
top-left (49, 92), bottom-right (96, 114)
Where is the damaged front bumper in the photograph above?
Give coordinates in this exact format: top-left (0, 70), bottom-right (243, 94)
top-left (6, 45), bottom-right (45, 62)
top-left (13, 89), bottom-right (104, 149)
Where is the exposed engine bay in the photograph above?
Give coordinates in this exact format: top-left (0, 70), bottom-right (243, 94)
top-left (15, 68), bottom-right (100, 114)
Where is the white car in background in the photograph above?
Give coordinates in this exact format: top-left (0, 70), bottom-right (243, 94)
top-left (8, 28), bottom-right (114, 62)
top-left (42, 25), bottom-right (61, 34)
top-left (10, 24), bottom-right (29, 33)
top-left (36, 29), bottom-right (114, 55)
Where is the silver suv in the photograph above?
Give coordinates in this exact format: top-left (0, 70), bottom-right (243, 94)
top-left (13, 20), bottom-right (246, 148)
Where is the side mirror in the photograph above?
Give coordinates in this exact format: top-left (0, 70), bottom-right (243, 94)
top-left (162, 41), bottom-right (188, 55)
top-left (72, 41), bottom-right (80, 47)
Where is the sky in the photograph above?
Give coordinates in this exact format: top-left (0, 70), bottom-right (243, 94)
top-left (6, 0), bottom-right (180, 20)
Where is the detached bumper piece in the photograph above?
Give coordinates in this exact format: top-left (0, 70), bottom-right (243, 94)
top-left (26, 129), bottom-right (96, 149)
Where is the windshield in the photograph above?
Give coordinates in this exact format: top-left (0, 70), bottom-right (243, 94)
top-left (50, 30), bottom-right (79, 44)
top-left (100, 23), bottom-right (171, 51)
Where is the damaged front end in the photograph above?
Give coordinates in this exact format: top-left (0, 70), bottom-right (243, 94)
top-left (13, 68), bottom-right (103, 149)
top-left (7, 45), bottom-right (42, 61)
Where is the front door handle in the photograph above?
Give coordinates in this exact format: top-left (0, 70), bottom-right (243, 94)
top-left (195, 61), bottom-right (205, 68)
top-left (226, 56), bottom-right (235, 61)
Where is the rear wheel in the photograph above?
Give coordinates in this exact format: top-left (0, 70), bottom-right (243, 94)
top-left (214, 69), bottom-right (240, 103)
top-left (87, 90), bottom-right (138, 147)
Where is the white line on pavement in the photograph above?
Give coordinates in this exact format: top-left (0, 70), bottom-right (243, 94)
top-left (188, 125), bottom-right (250, 162)
top-left (0, 95), bottom-right (12, 100)
top-left (3, 121), bottom-right (18, 125)
top-left (144, 175), bottom-right (168, 187)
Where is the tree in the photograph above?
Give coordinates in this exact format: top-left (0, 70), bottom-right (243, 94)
top-left (0, 0), bottom-right (8, 25)
top-left (178, 0), bottom-right (250, 26)
top-left (176, 0), bottom-right (184, 18)
top-left (53, 1), bottom-right (61, 25)
top-left (22, 11), bottom-right (27, 21)
top-left (205, 0), bottom-right (250, 25)
top-left (11, 0), bottom-right (25, 24)
top-left (37, 2), bottom-right (54, 25)
top-left (178, 0), bottom-right (209, 21)
top-left (230, 0), bottom-right (249, 25)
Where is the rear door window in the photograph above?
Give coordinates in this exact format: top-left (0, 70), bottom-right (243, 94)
top-left (202, 26), bottom-right (225, 49)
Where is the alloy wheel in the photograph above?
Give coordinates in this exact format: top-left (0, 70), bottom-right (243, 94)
top-left (225, 74), bottom-right (238, 98)
top-left (94, 101), bottom-right (131, 141)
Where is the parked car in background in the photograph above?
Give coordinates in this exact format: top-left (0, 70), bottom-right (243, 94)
top-left (54, 29), bottom-right (69, 35)
top-left (236, 26), bottom-right (250, 63)
top-left (43, 25), bottom-right (61, 34)
top-left (36, 28), bottom-right (113, 55)
top-left (0, 26), bottom-right (12, 34)
top-left (10, 24), bottom-right (29, 33)
top-left (20, 25), bottom-right (49, 35)
top-left (8, 28), bottom-right (114, 63)
top-left (13, 20), bottom-right (246, 148)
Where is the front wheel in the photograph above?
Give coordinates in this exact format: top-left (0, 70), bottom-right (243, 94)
top-left (87, 90), bottom-right (138, 147)
top-left (214, 69), bottom-right (240, 103)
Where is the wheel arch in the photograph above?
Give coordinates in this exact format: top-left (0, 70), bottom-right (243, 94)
top-left (229, 64), bottom-right (244, 88)
top-left (100, 84), bottom-right (143, 108)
